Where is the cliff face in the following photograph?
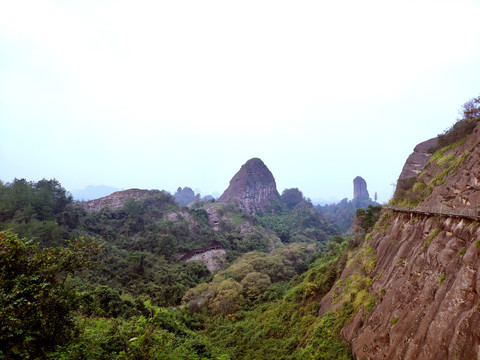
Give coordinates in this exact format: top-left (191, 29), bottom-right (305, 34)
top-left (218, 158), bottom-right (280, 214)
top-left (398, 137), bottom-right (437, 179)
top-left (419, 124), bottom-right (480, 213)
top-left (344, 213), bottom-right (480, 359)
top-left (338, 124), bottom-right (480, 359)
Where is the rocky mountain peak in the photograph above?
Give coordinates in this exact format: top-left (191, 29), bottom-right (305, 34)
top-left (218, 158), bottom-right (280, 214)
top-left (353, 176), bottom-right (369, 200)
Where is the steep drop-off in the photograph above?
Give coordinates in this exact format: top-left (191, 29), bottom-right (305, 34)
top-left (344, 212), bottom-right (480, 359)
top-left (398, 137), bottom-right (438, 180)
top-left (336, 123), bottom-right (480, 359)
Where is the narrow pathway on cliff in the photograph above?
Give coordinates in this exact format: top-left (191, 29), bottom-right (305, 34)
top-left (385, 205), bottom-right (480, 221)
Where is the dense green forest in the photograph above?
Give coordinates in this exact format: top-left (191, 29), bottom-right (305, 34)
top-left (0, 177), bottom-right (378, 359)
top-left (316, 197), bottom-right (378, 233)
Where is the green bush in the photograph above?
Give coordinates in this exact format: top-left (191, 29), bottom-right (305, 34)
top-left (0, 231), bottom-right (101, 358)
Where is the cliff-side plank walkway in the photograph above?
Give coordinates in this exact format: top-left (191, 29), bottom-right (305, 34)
top-left (385, 206), bottom-right (480, 221)
top-left (180, 244), bottom-right (225, 261)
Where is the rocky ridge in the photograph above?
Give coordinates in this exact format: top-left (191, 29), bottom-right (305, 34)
top-left (77, 188), bottom-right (160, 212)
top-left (218, 158), bottom-right (280, 214)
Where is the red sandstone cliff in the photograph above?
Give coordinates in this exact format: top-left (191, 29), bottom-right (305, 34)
top-left (335, 123), bottom-right (480, 359)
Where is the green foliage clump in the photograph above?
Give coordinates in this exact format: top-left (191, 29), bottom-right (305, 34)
top-left (317, 197), bottom-right (378, 233)
top-left (259, 201), bottom-right (338, 244)
top-left (0, 178), bottom-right (75, 246)
top-left (423, 229), bottom-right (442, 248)
top-left (0, 231), bottom-right (101, 359)
top-left (194, 234), bottom-right (376, 360)
top-left (391, 177), bottom-right (424, 207)
top-left (183, 242), bottom-right (315, 316)
top-left (438, 274), bottom-right (446, 285)
top-left (354, 205), bottom-right (382, 233)
top-left (48, 305), bottom-right (228, 359)
top-left (436, 95), bottom-right (480, 149)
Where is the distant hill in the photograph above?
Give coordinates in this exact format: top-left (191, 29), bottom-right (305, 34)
top-left (174, 187), bottom-right (196, 206)
top-left (71, 185), bottom-right (122, 201)
top-left (77, 188), bottom-right (162, 212)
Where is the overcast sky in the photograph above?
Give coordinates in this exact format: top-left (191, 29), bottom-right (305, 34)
top-left (1, 0), bottom-right (480, 203)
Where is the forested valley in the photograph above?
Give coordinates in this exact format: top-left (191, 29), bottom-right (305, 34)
top-left (0, 178), bottom-right (380, 359)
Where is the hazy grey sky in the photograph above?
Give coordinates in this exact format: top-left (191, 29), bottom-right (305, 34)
top-left (1, 0), bottom-right (480, 203)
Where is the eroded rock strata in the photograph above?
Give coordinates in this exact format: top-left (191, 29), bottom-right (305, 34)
top-left (338, 123), bottom-right (480, 359)
top-left (398, 137), bottom-right (437, 180)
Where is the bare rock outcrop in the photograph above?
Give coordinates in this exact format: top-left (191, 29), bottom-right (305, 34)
top-left (343, 212), bottom-right (480, 360)
top-left (353, 176), bottom-right (369, 200)
top-left (182, 245), bottom-right (226, 273)
top-left (398, 137), bottom-right (438, 179)
top-left (218, 158), bottom-right (280, 214)
top-left (77, 188), bottom-right (160, 212)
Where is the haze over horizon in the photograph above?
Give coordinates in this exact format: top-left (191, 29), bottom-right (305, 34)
top-left (1, 0), bottom-right (480, 204)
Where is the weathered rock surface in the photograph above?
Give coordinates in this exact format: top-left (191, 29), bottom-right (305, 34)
top-left (185, 247), bottom-right (226, 273)
top-left (338, 123), bottom-right (480, 359)
top-left (420, 123), bottom-right (480, 213)
top-left (344, 212), bottom-right (480, 360)
top-left (77, 188), bottom-right (160, 212)
top-left (353, 176), bottom-right (370, 200)
top-left (218, 158), bottom-right (280, 214)
top-left (398, 137), bottom-right (438, 179)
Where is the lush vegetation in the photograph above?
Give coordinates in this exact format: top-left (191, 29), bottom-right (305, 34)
top-left (258, 197), bottom-right (339, 244)
top-left (0, 176), bottom-right (384, 359)
top-left (3, 94), bottom-right (477, 358)
top-left (0, 231), bottom-right (101, 359)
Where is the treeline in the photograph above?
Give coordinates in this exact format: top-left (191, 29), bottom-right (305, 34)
top-left (0, 178), bottom-right (78, 246)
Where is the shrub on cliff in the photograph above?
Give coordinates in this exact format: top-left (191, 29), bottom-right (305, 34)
top-left (437, 95), bottom-right (480, 149)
